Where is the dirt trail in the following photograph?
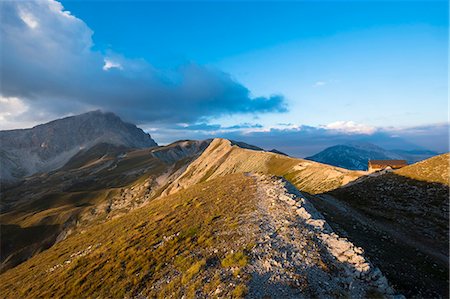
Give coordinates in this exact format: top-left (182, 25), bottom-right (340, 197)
top-left (311, 193), bottom-right (449, 298)
top-left (246, 174), bottom-right (401, 298)
top-left (316, 194), bottom-right (449, 266)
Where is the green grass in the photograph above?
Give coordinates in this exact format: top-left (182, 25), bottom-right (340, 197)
top-left (0, 144), bottom-right (180, 273)
top-left (221, 251), bottom-right (249, 268)
top-left (232, 284), bottom-right (248, 298)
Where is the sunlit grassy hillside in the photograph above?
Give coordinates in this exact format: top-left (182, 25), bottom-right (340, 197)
top-left (395, 153), bottom-right (449, 185)
top-left (0, 174), bottom-right (258, 298)
top-left (165, 138), bottom-right (363, 196)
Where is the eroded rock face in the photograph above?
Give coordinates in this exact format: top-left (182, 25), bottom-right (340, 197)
top-left (0, 110), bottom-right (157, 182)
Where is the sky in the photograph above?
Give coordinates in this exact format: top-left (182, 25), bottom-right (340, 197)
top-left (0, 0), bottom-right (448, 156)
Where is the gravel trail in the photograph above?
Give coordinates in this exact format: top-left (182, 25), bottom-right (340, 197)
top-left (246, 174), bottom-right (401, 298)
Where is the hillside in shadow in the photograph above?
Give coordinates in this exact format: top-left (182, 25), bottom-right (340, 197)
top-left (309, 172), bottom-right (449, 298)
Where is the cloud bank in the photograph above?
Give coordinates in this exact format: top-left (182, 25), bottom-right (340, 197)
top-left (0, 0), bottom-right (287, 128)
top-left (150, 122), bottom-right (449, 157)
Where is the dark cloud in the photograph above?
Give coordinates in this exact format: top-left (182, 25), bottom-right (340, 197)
top-left (170, 122), bottom-right (263, 131)
top-left (175, 123), bottom-right (222, 131)
top-left (224, 123), bottom-right (263, 130)
top-left (0, 0), bottom-right (287, 127)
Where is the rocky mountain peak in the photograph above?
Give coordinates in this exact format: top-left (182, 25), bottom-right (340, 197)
top-left (0, 111), bottom-right (157, 182)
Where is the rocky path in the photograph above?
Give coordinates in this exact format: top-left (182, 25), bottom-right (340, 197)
top-left (246, 174), bottom-right (400, 298)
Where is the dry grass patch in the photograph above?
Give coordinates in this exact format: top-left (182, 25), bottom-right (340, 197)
top-left (221, 251), bottom-right (249, 268)
top-left (396, 153), bottom-right (449, 185)
top-left (0, 174), bottom-right (258, 298)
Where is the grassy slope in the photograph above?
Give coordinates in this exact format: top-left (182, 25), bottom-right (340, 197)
top-left (1, 148), bottom-right (165, 221)
top-left (0, 137), bottom-right (362, 282)
top-left (166, 138), bottom-right (363, 196)
top-left (395, 152), bottom-right (449, 185)
top-left (0, 150), bottom-right (168, 228)
top-left (0, 146), bottom-right (174, 272)
top-left (0, 174), bottom-right (257, 298)
top-left (60, 143), bottom-right (130, 170)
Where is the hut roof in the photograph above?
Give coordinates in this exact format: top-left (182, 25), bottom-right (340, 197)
top-left (368, 160), bottom-right (407, 167)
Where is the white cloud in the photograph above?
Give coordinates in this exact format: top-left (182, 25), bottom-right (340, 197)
top-left (313, 81), bottom-right (326, 87)
top-left (103, 58), bottom-right (123, 71)
top-left (312, 79), bottom-right (340, 88)
top-left (18, 9), bottom-right (39, 29)
top-left (47, 0), bottom-right (74, 19)
top-left (323, 121), bottom-right (376, 134)
top-left (0, 96), bottom-right (36, 130)
top-left (0, 96), bottom-right (28, 119)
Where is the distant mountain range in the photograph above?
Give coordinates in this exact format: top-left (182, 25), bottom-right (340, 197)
top-left (0, 111), bottom-right (157, 182)
top-left (306, 142), bottom-right (439, 170)
top-left (0, 112), bottom-right (448, 298)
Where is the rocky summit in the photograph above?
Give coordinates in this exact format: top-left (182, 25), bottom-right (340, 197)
top-left (0, 111), bottom-right (157, 183)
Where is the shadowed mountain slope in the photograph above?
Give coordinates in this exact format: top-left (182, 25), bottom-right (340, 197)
top-left (306, 143), bottom-right (402, 170)
top-left (150, 140), bottom-right (212, 164)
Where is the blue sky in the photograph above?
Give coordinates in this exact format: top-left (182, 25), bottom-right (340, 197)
top-left (61, 0), bottom-right (448, 127)
top-left (0, 0), bottom-right (448, 155)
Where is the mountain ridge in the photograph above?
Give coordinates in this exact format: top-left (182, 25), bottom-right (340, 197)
top-left (162, 138), bottom-right (363, 196)
top-left (0, 110), bottom-right (157, 182)
top-left (0, 173), bottom-right (395, 298)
